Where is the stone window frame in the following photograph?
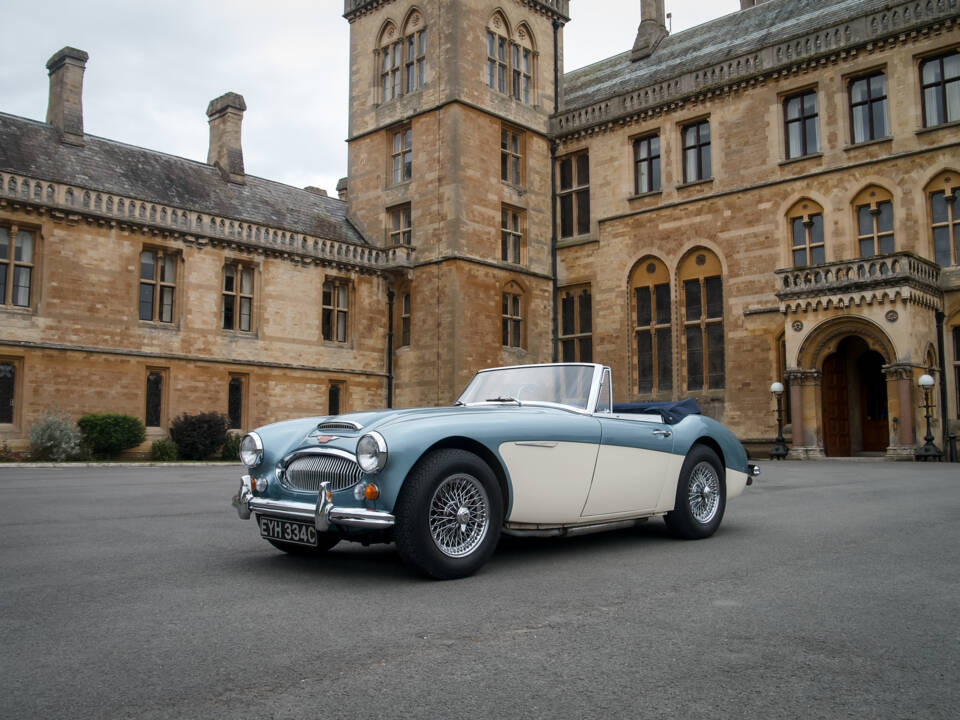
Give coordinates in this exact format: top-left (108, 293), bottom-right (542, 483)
top-left (558, 284), bottom-right (593, 364)
top-left (138, 246), bottom-right (180, 325)
top-left (556, 150), bottom-right (590, 239)
top-left (500, 204), bottom-right (525, 265)
top-left (679, 249), bottom-right (725, 393)
top-left (321, 277), bottom-right (351, 344)
top-left (501, 280), bottom-right (525, 349)
top-left (388, 203), bottom-right (412, 246)
top-left (852, 186), bottom-right (895, 258)
top-left (681, 118), bottom-right (712, 184)
top-left (926, 171), bottom-right (960, 268)
top-left (221, 260), bottom-right (256, 333)
top-left (0, 355), bottom-right (23, 430)
top-left (787, 198), bottom-right (826, 267)
top-left (328, 381), bottom-right (345, 416)
top-left (848, 70), bottom-right (889, 144)
top-left (390, 125), bottom-right (412, 186)
top-left (919, 49), bottom-right (960, 129)
top-left (630, 258), bottom-right (673, 397)
top-left (227, 373), bottom-right (248, 431)
top-left (145, 366), bottom-right (169, 429)
top-left (403, 20), bottom-right (427, 95)
top-left (486, 13), bottom-right (536, 105)
top-left (0, 222), bottom-right (39, 310)
top-left (783, 87), bottom-right (820, 159)
top-left (501, 124), bottom-right (524, 187)
top-left (632, 132), bottom-right (661, 195)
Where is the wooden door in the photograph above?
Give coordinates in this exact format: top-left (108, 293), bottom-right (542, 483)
top-left (822, 353), bottom-right (850, 456)
top-left (859, 352), bottom-right (889, 452)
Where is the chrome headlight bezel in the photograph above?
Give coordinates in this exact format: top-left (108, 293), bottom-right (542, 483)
top-left (239, 432), bottom-right (263, 468)
top-left (356, 432), bottom-right (388, 474)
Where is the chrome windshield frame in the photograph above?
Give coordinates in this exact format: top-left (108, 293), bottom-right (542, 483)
top-left (457, 363), bottom-right (607, 415)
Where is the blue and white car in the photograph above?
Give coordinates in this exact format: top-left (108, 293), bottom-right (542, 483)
top-left (232, 363), bottom-right (758, 579)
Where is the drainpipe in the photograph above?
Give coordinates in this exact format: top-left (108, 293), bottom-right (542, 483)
top-left (386, 289), bottom-right (395, 408)
top-left (551, 18), bottom-right (561, 363)
top-left (936, 310), bottom-right (949, 458)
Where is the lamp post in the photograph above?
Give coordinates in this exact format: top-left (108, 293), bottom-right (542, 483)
top-left (915, 374), bottom-right (942, 462)
top-left (769, 381), bottom-right (789, 460)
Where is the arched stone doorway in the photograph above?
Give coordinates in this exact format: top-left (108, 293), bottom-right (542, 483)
top-left (821, 337), bottom-right (889, 456)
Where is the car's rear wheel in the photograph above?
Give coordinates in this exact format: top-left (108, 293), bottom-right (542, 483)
top-left (394, 449), bottom-right (503, 580)
top-left (664, 445), bottom-right (725, 539)
top-left (267, 535), bottom-right (340, 555)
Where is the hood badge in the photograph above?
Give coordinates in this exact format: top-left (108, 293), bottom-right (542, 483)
top-left (314, 435), bottom-right (339, 444)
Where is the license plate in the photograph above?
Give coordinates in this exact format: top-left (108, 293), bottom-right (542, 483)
top-left (258, 516), bottom-right (318, 547)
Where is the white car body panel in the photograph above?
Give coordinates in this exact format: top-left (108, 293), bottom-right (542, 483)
top-left (580, 445), bottom-right (674, 517)
top-left (499, 441), bottom-right (599, 524)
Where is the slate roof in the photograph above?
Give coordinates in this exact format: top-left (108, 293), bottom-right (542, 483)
top-left (0, 112), bottom-right (365, 246)
top-left (562, 0), bottom-right (905, 111)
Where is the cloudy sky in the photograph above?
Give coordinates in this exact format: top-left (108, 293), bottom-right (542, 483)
top-left (0, 1), bottom-right (740, 194)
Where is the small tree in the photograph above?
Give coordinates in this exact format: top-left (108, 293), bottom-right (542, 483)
top-left (77, 414), bottom-right (146, 458)
top-left (29, 410), bottom-right (81, 462)
top-left (169, 412), bottom-right (229, 461)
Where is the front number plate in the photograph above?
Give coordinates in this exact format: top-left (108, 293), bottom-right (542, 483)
top-left (258, 516), bottom-right (318, 547)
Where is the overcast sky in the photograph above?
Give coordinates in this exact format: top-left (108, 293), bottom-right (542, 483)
top-left (0, 1), bottom-right (740, 194)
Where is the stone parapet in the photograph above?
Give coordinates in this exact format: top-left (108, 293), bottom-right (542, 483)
top-left (343, 0), bottom-right (569, 21)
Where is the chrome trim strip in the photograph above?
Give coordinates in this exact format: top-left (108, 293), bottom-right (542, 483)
top-left (503, 517), bottom-right (645, 538)
top-left (249, 497), bottom-right (316, 521)
top-left (329, 507), bottom-right (396, 529)
top-left (317, 419), bottom-right (363, 430)
top-left (246, 494), bottom-right (396, 530)
top-left (514, 441), bottom-right (559, 448)
top-left (280, 447), bottom-right (357, 466)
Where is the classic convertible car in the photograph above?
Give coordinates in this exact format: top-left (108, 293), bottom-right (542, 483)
top-left (232, 363), bottom-right (758, 579)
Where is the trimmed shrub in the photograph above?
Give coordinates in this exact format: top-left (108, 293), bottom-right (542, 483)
top-left (77, 414), bottom-right (146, 458)
top-left (169, 412), bottom-right (229, 461)
top-left (151, 438), bottom-right (179, 462)
top-left (221, 432), bottom-right (243, 461)
top-left (29, 410), bottom-right (81, 462)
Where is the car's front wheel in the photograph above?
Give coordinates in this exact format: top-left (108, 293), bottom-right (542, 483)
top-left (394, 449), bottom-right (503, 580)
top-left (267, 535), bottom-right (340, 555)
top-left (664, 445), bottom-right (726, 539)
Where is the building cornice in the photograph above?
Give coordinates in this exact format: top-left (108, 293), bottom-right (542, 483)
top-left (553, 0), bottom-right (959, 140)
top-left (343, 0), bottom-right (570, 22)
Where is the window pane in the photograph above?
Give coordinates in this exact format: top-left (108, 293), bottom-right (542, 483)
top-left (878, 233), bottom-right (894, 255)
top-left (576, 155), bottom-right (589, 186)
top-left (635, 286), bottom-right (651, 327)
top-left (788, 123), bottom-right (802, 158)
top-left (559, 159), bottom-right (573, 190)
top-left (805, 117), bottom-right (818, 154)
top-left (579, 291), bottom-right (592, 333)
top-left (240, 268), bottom-right (253, 295)
top-left (501, 231), bottom-right (509, 262)
top-left (794, 248), bottom-right (807, 266)
top-left (329, 386), bottom-right (340, 416)
top-left (922, 58), bottom-right (942, 84)
top-left (12, 267), bottom-right (31, 306)
top-left (222, 294), bottom-right (235, 329)
top-left (502, 317), bottom-right (509, 346)
top-left (146, 373), bottom-right (162, 427)
top-left (561, 294), bottom-right (575, 335)
top-left (576, 190), bottom-right (590, 235)
top-left (705, 276), bottom-right (723, 319)
top-left (933, 226), bottom-right (951, 267)
top-left (870, 74), bottom-right (886, 97)
top-left (140, 251), bottom-right (155, 280)
top-left (511, 319), bottom-right (520, 347)
top-left (852, 105), bottom-right (870, 143)
top-left (322, 308), bottom-right (332, 340)
top-left (925, 86), bottom-right (944, 126)
top-left (857, 205), bottom-right (873, 236)
top-left (159, 286), bottom-right (173, 322)
top-left (139, 284), bottom-right (154, 321)
top-left (810, 214), bottom-right (824, 244)
top-left (637, 332), bottom-right (653, 393)
top-left (877, 201), bottom-right (893, 233)
top-left (792, 218), bottom-right (806, 247)
top-left (803, 92), bottom-right (817, 116)
top-left (579, 338), bottom-right (592, 363)
top-left (337, 285), bottom-right (347, 308)
top-left (706, 323), bottom-right (725, 389)
top-left (700, 145), bottom-right (711, 179)
top-left (560, 194), bottom-right (573, 238)
top-left (239, 297), bottom-right (251, 332)
top-left (699, 121), bottom-right (710, 142)
top-left (860, 237), bottom-right (875, 257)
top-left (654, 283), bottom-right (670, 325)
top-left (684, 147), bottom-right (698, 182)
top-left (851, 78), bottom-right (868, 103)
top-left (947, 80), bottom-right (960, 122)
top-left (336, 310), bottom-right (347, 343)
top-left (401, 316), bottom-right (410, 347)
top-left (224, 265), bottom-right (235, 292)
top-left (14, 231), bottom-right (33, 263)
top-left (228, 378), bottom-right (243, 429)
top-left (810, 244), bottom-right (826, 265)
top-left (0, 262), bottom-right (6, 302)
top-left (686, 327), bottom-right (703, 391)
top-left (684, 279), bottom-right (701, 321)
top-left (0, 227), bottom-right (8, 260)
top-left (0, 362), bottom-right (13, 424)
top-left (786, 96), bottom-right (801, 120)
top-left (161, 255), bottom-right (175, 283)
top-left (651, 157), bottom-right (661, 192)
top-left (656, 328), bottom-right (673, 392)
top-left (871, 98), bottom-right (888, 138)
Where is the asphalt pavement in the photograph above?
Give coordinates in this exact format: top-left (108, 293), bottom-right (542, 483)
top-left (0, 461), bottom-right (958, 719)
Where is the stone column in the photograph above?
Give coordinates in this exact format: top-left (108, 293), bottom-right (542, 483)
top-left (883, 363), bottom-right (918, 460)
top-left (785, 369), bottom-right (823, 459)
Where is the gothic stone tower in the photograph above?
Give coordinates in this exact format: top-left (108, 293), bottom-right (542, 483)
top-left (342, 0), bottom-right (569, 407)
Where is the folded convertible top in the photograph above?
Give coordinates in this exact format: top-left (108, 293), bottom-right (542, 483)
top-left (612, 398), bottom-right (703, 425)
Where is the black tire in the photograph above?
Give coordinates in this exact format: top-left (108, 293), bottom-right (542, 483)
top-left (394, 449), bottom-right (503, 580)
top-left (664, 445), bottom-right (726, 539)
top-left (267, 534), bottom-right (340, 555)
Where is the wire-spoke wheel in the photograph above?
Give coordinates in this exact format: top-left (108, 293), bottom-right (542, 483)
top-left (665, 445), bottom-right (726, 539)
top-left (428, 474), bottom-right (490, 558)
top-left (395, 449), bottom-right (503, 580)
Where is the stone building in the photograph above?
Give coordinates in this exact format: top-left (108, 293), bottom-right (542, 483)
top-left (1, 0), bottom-right (958, 459)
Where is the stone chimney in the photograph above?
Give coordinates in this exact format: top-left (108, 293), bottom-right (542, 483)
top-left (46, 47), bottom-right (89, 146)
top-left (206, 92), bottom-right (246, 184)
top-left (336, 177), bottom-right (348, 201)
top-left (631, 0), bottom-right (669, 62)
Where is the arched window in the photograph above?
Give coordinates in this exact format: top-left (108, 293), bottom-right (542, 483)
top-left (679, 249), bottom-right (724, 392)
top-left (512, 24), bottom-right (534, 104)
top-left (853, 186), bottom-right (894, 257)
top-left (402, 11), bottom-right (427, 94)
top-left (631, 258), bottom-right (672, 395)
top-left (378, 12), bottom-right (427, 104)
top-left (501, 281), bottom-right (524, 348)
top-left (787, 198), bottom-right (826, 267)
top-left (486, 13), bottom-right (534, 104)
top-left (378, 23), bottom-right (401, 103)
top-left (926, 171), bottom-right (959, 267)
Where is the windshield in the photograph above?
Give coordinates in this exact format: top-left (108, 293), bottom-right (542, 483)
top-left (457, 365), bottom-right (597, 410)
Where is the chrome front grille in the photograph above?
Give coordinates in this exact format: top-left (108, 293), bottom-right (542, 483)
top-left (283, 453), bottom-right (363, 493)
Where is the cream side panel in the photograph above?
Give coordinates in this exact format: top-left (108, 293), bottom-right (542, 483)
top-left (654, 454), bottom-right (686, 512)
top-left (582, 445), bottom-right (675, 516)
top-left (499, 441), bottom-right (599, 524)
top-left (726, 469), bottom-right (748, 500)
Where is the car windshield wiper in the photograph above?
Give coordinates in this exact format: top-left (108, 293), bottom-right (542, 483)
top-left (484, 396), bottom-right (521, 405)
top-left (453, 400), bottom-right (465, 406)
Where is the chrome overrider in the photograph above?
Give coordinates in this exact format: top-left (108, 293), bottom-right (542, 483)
top-left (232, 477), bottom-right (395, 531)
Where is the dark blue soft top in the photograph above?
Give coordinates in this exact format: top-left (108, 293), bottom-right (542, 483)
top-left (612, 399), bottom-right (702, 425)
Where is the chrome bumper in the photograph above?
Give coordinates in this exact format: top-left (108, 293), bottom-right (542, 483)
top-left (232, 477), bottom-right (395, 531)
top-left (746, 463), bottom-right (761, 485)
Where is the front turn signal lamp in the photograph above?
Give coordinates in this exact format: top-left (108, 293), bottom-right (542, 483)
top-left (354, 481), bottom-right (381, 502)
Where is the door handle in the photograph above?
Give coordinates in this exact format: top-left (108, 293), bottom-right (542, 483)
top-left (652, 430), bottom-right (672, 438)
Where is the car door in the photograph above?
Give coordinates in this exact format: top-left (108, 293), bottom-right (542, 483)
top-left (580, 414), bottom-right (677, 518)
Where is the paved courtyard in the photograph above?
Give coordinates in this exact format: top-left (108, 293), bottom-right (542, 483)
top-left (0, 461), bottom-right (958, 719)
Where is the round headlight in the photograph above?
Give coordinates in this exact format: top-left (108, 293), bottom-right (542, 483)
top-left (356, 432), bottom-right (387, 474)
top-left (239, 432), bottom-right (263, 468)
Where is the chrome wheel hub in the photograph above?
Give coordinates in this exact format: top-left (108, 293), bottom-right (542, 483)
top-left (429, 474), bottom-right (490, 558)
top-left (688, 461), bottom-right (721, 524)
